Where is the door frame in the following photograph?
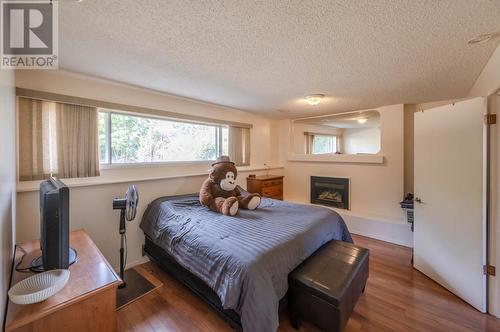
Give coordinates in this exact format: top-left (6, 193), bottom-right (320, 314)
top-left (488, 93), bottom-right (500, 317)
top-left (483, 97), bottom-right (490, 313)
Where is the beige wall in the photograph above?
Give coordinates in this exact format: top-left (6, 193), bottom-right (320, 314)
top-left (280, 104), bottom-right (404, 219)
top-left (17, 168), bottom-right (283, 271)
top-left (0, 71), bottom-right (16, 326)
top-left (15, 70), bottom-right (282, 270)
top-left (343, 127), bottom-right (380, 155)
top-left (469, 43), bottom-right (500, 97)
top-left (15, 70), bottom-right (281, 179)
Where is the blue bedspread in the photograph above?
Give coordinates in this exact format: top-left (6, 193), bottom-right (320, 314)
top-left (140, 193), bottom-right (352, 332)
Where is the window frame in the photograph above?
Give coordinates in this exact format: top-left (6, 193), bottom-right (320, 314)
top-left (98, 109), bottom-right (229, 166)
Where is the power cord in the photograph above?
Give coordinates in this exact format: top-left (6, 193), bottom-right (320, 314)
top-left (124, 233), bottom-right (128, 270)
top-left (14, 245), bottom-right (42, 273)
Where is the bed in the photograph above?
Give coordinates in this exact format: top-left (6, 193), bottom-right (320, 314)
top-left (140, 191), bottom-right (352, 332)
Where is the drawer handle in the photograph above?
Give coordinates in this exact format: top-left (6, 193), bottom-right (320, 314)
top-left (264, 190), bottom-right (282, 196)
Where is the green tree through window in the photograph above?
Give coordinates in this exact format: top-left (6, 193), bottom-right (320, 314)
top-left (99, 111), bottom-right (228, 164)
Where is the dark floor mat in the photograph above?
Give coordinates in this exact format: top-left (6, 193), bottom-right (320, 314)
top-left (116, 268), bottom-right (158, 309)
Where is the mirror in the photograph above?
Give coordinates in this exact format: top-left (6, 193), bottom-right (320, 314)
top-left (292, 110), bottom-right (381, 155)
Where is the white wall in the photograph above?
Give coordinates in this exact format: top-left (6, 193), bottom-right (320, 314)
top-left (0, 71), bottom-right (16, 326)
top-left (279, 104), bottom-right (412, 246)
top-left (15, 70), bottom-right (282, 270)
top-left (343, 127), bottom-right (380, 154)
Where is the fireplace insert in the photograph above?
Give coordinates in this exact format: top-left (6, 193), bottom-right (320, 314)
top-left (310, 176), bottom-right (350, 209)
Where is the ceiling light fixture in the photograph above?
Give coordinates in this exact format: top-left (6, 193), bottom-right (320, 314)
top-left (357, 118), bottom-right (368, 124)
top-left (305, 94), bottom-right (325, 106)
top-left (468, 33), bottom-right (493, 45)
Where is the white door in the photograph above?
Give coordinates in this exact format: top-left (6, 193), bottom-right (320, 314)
top-left (414, 97), bottom-right (487, 312)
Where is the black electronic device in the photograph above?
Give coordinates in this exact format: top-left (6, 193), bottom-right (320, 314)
top-left (31, 177), bottom-right (77, 272)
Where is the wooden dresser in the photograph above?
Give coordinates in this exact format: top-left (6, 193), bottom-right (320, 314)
top-left (5, 229), bottom-right (120, 332)
top-left (246, 175), bottom-right (284, 200)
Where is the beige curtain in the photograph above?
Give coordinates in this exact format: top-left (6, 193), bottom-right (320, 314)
top-left (56, 103), bottom-right (100, 178)
top-left (228, 126), bottom-right (250, 166)
top-left (336, 135), bottom-right (343, 153)
top-left (305, 133), bottom-right (315, 154)
top-left (19, 98), bottom-right (46, 180)
top-left (18, 97), bottom-right (100, 181)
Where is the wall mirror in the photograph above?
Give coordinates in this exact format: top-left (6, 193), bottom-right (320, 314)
top-left (292, 110), bottom-right (381, 155)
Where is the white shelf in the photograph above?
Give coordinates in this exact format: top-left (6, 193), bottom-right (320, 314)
top-left (287, 153), bottom-right (384, 164)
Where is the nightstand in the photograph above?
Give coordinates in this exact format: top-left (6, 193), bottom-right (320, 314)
top-left (5, 229), bottom-right (120, 332)
top-left (246, 175), bottom-right (284, 200)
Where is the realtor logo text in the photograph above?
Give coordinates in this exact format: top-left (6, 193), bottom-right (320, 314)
top-left (1, 0), bottom-right (58, 69)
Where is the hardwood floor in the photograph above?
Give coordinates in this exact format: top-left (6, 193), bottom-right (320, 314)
top-left (117, 235), bottom-right (500, 332)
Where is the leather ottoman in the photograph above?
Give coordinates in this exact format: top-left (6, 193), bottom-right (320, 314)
top-left (289, 240), bottom-right (369, 332)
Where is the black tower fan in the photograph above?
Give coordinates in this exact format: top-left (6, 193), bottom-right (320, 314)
top-left (112, 185), bottom-right (139, 289)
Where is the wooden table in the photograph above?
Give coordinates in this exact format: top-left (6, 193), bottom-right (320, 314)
top-left (5, 229), bottom-right (120, 332)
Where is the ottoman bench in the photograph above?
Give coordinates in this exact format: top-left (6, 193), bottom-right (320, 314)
top-left (289, 240), bottom-right (369, 331)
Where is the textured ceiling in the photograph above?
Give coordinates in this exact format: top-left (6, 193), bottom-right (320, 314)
top-left (59, 0), bottom-right (500, 118)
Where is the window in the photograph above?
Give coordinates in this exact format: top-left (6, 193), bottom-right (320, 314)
top-left (98, 111), bottom-right (229, 164)
top-left (312, 135), bottom-right (337, 154)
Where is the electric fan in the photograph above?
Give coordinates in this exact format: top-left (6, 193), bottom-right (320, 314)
top-left (113, 185), bottom-right (139, 289)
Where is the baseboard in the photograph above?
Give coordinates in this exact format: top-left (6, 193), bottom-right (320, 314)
top-left (338, 211), bottom-right (413, 247)
top-left (114, 256), bottom-right (150, 273)
top-left (284, 199), bottom-right (414, 247)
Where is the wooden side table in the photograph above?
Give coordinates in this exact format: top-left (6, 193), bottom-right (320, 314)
top-left (247, 175), bottom-right (284, 200)
top-left (5, 229), bottom-right (120, 332)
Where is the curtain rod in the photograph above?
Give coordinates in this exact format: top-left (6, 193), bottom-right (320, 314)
top-left (16, 88), bottom-right (253, 129)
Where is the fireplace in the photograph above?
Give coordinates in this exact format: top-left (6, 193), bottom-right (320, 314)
top-left (310, 176), bottom-right (350, 209)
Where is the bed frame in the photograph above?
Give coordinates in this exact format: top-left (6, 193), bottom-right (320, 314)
top-left (143, 235), bottom-right (288, 330)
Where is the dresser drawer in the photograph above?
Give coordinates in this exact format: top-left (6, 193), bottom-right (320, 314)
top-left (262, 179), bottom-right (283, 187)
top-left (262, 185), bottom-right (282, 197)
top-left (246, 175), bottom-right (284, 201)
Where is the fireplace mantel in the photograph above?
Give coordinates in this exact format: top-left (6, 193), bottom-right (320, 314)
top-left (287, 153), bottom-right (384, 164)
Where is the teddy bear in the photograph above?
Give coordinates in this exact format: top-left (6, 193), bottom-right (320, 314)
top-left (200, 156), bottom-right (261, 216)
